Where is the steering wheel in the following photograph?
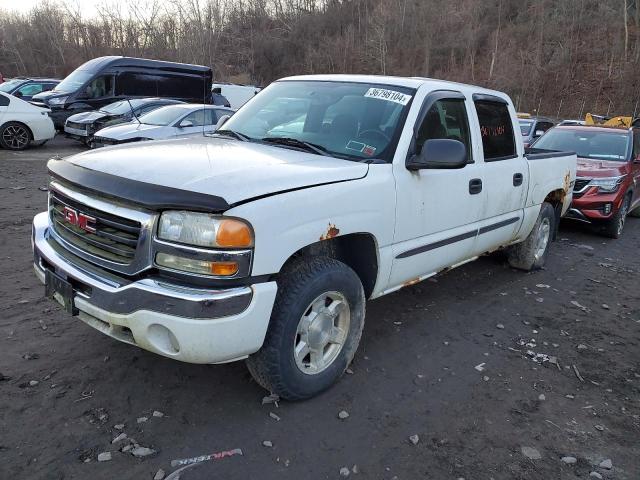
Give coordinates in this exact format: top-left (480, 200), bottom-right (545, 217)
top-left (357, 129), bottom-right (390, 144)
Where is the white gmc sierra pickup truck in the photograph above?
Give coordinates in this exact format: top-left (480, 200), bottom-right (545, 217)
top-left (32, 75), bottom-right (576, 400)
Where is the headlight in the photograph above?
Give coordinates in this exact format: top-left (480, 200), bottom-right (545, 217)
top-left (158, 211), bottom-right (253, 248)
top-left (589, 176), bottom-right (625, 193)
top-left (48, 96), bottom-right (68, 105)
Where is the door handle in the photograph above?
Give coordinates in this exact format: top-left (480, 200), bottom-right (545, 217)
top-left (513, 173), bottom-right (523, 186)
top-left (469, 178), bottom-right (482, 194)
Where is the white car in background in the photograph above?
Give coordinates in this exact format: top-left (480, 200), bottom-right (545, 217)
top-left (0, 92), bottom-right (55, 150)
top-left (92, 104), bottom-right (234, 148)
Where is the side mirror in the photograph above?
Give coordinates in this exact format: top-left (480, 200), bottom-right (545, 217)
top-left (406, 139), bottom-right (467, 171)
top-left (179, 120), bottom-right (194, 128)
top-left (534, 129), bottom-right (544, 137)
top-left (214, 114), bottom-right (230, 130)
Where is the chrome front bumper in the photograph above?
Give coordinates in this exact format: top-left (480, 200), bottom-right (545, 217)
top-left (33, 212), bottom-right (252, 319)
top-left (32, 211), bottom-right (278, 364)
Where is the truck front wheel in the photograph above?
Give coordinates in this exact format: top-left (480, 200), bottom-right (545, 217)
top-left (507, 202), bottom-right (555, 271)
top-left (246, 256), bottom-right (365, 400)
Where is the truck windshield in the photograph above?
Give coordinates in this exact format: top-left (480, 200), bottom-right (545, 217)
top-left (533, 128), bottom-right (630, 162)
top-left (221, 80), bottom-right (416, 161)
top-left (55, 70), bottom-right (94, 92)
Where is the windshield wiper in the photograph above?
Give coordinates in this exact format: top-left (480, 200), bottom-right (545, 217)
top-left (261, 137), bottom-right (331, 156)
top-left (214, 129), bottom-right (250, 142)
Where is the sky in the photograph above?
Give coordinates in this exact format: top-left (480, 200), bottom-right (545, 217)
top-left (0, 0), bottom-right (111, 17)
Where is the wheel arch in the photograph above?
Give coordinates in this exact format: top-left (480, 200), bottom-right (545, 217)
top-left (280, 232), bottom-right (379, 299)
top-left (543, 189), bottom-right (566, 240)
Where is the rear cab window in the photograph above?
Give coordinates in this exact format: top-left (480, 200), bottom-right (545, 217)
top-left (473, 97), bottom-right (517, 161)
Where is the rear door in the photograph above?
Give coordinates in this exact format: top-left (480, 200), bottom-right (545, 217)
top-left (174, 109), bottom-right (217, 138)
top-left (471, 95), bottom-right (528, 253)
top-left (390, 90), bottom-right (486, 287)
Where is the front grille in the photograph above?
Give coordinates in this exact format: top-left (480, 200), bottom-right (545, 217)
top-left (573, 179), bottom-right (591, 192)
top-left (49, 191), bottom-right (141, 265)
top-left (66, 121), bottom-right (86, 130)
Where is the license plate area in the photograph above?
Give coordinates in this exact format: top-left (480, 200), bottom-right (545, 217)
top-left (45, 270), bottom-right (78, 315)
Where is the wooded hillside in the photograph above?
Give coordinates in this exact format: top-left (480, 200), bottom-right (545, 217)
top-left (1, 0), bottom-right (639, 118)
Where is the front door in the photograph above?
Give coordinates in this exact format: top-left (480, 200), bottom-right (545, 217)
top-left (174, 109), bottom-right (217, 138)
top-left (389, 91), bottom-right (486, 288)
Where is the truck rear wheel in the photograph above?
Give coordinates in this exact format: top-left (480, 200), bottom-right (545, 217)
top-left (507, 202), bottom-right (555, 271)
top-left (246, 256), bottom-right (365, 400)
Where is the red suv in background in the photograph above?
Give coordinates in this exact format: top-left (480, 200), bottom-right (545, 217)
top-left (532, 125), bottom-right (640, 238)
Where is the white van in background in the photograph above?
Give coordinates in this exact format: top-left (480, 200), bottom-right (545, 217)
top-left (211, 83), bottom-right (260, 110)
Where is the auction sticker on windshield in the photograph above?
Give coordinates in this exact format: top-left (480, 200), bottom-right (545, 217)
top-left (364, 88), bottom-right (411, 105)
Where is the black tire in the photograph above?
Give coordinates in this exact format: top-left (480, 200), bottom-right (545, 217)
top-left (0, 122), bottom-right (32, 150)
top-left (601, 194), bottom-right (631, 238)
top-left (246, 256), bottom-right (365, 400)
top-left (507, 202), bottom-right (555, 271)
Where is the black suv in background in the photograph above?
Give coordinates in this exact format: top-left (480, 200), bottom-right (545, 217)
top-left (0, 77), bottom-right (60, 101)
top-left (31, 56), bottom-right (213, 129)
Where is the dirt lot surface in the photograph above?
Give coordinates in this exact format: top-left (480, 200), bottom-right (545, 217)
top-left (1, 137), bottom-right (639, 480)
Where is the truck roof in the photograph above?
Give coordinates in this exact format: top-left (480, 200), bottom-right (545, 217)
top-left (279, 74), bottom-right (511, 101)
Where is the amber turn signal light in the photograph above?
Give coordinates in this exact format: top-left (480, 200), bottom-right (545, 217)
top-left (216, 219), bottom-right (253, 247)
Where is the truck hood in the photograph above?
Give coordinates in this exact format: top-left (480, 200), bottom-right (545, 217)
top-left (65, 136), bottom-right (369, 205)
top-left (576, 157), bottom-right (628, 178)
top-left (95, 122), bottom-right (162, 140)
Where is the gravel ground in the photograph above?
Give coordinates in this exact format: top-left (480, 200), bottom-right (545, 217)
top-left (1, 137), bottom-right (639, 480)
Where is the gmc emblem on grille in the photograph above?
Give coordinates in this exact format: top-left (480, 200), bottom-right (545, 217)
top-left (63, 206), bottom-right (96, 233)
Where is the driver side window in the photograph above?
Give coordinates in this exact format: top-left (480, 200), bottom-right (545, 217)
top-left (416, 99), bottom-right (472, 161)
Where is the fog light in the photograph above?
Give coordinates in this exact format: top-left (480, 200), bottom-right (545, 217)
top-left (603, 203), bottom-right (612, 215)
top-left (156, 252), bottom-right (238, 276)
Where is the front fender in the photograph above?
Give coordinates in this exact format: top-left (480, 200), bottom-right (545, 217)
top-left (225, 165), bottom-right (396, 277)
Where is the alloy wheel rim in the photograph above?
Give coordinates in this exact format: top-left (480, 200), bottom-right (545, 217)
top-left (534, 218), bottom-right (551, 261)
top-left (2, 125), bottom-right (29, 149)
top-left (294, 291), bottom-right (350, 375)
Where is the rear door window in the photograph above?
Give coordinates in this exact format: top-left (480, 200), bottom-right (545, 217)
top-left (474, 100), bottom-right (517, 161)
